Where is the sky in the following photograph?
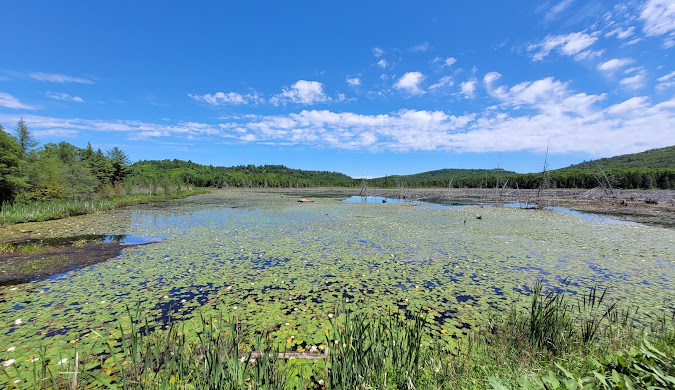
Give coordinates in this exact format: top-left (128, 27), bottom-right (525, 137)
top-left (0, 0), bottom-right (674, 177)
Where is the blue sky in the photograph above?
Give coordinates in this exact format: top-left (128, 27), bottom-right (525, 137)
top-left (1, 1), bottom-right (674, 177)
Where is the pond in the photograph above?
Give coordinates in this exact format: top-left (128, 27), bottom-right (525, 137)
top-left (1, 190), bottom-right (673, 382)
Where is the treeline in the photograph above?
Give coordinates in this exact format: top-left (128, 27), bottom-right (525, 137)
top-left (0, 120), bottom-right (138, 205)
top-left (2, 119), bottom-right (673, 206)
top-left (422, 168), bottom-right (675, 190)
top-left (132, 160), bottom-right (357, 188)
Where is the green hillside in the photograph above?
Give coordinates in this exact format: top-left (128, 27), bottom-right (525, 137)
top-left (131, 159), bottom-right (356, 188)
top-left (564, 145), bottom-right (675, 170)
top-left (367, 168), bottom-right (514, 188)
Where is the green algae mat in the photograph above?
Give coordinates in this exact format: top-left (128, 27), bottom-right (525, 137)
top-left (1, 191), bottom-right (673, 387)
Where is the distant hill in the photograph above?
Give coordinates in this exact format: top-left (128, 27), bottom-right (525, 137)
top-left (132, 159), bottom-right (356, 188)
top-left (130, 145), bottom-right (675, 191)
top-left (563, 145), bottom-right (675, 171)
top-left (366, 168), bottom-right (515, 188)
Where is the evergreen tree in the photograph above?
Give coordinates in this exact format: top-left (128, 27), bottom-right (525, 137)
top-left (13, 118), bottom-right (38, 156)
top-left (107, 146), bottom-right (131, 184)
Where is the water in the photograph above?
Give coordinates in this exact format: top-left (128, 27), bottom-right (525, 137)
top-left (0, 191), bottom-right (672, 382)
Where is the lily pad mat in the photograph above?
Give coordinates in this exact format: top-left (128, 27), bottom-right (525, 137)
top-left (1, 191), bottom-right (673, 384)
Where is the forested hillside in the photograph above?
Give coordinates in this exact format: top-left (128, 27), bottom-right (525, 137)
top-left (565, 146), bottom-right (675, 170)
top-left (131, 160), bottom-right (357, 188)
top-left (366, 168), bottom-right (514, 188)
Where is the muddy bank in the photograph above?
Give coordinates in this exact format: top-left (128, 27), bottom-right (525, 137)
top-left (0, 241), bottom-right (136, 285)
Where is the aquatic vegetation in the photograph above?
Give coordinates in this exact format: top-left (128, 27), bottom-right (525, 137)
top-left (0, 191), bottom-right (673, 387)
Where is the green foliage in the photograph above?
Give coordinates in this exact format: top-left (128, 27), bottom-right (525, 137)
top-left (0, 125), bottom-right (29, 204)
top-left (107, 146), bottom-right (132, 184)
top-left (13, 118), bottom-right (38, 156)
top-left (131, 159), bottom-right (357, 188)
top-left (325, 308), bottom-right (427, 389)
top-left (568, 145), bottom-right (675, 170)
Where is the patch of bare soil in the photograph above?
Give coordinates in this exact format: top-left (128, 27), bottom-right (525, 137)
top-left (0, 242), bottom-right (136, 285)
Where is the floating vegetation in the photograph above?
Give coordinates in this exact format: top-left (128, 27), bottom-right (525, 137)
top-left (0, 191), bottom-right (673, 387)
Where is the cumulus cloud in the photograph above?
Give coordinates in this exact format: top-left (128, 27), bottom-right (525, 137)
top-left (597, 58), bottom-right (634, 72)
top-left (47, 92), bottom-right (84, 102)
top-left (460, 79), bottom-right (477, 98)
top-left (606, 96), bottom-right (650, 115)
top-left (188, 91), bottom-right (262, 106)
top-left (29, 72), bottom-right (93, 84)
top-left (393, 72), bottom-right (425, 95)
top-left (528, 32), bottom-right (599, 61)
top-left (347, 77), bottom-right (361, 86)
top-left (483, 72), bottom-right (502, 85)
top-left (0, 92), bottom-right (38, 109)
top-left (271, 80), bottom-right (329, 105)
top-left (4, 83), bottom-right (674, 157)
top-left (445, 57), bottom-right (457, 66)
top-left (377, 59), bottom-right (388, 68)
top-left (620, 73), bottom-right (646, 89)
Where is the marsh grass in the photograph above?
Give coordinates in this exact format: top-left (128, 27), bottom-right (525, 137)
top-left (0, 189), bottom-right (208, 226)
top-left (3, 281), bottom-right (673, 389)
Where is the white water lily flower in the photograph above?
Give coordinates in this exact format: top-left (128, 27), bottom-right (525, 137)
top-left (7, 346), bottom-right (15, 352)
top-left (14, 319), bottom-right (22, 325)
top-left (56, 358), bottom-right (68, 365)
top-left (4, 359), bottom-right (15, 367)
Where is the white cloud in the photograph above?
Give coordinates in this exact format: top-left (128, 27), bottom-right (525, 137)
top-left (528, 32), bottom-right (599, 61)
top-left (656, 70), bottom-right (675, 88)
top-left (605, 26), bottom-right (635, 39)
top-left (597, 58), bottom-right (634, 72)
top-left (0, 92), bottom-right (38, 109)
top-left (394, 72), bottom-right (425, 95)
top-left (429, 76), bottom-right (454, 90)
top-left (373, 47), bottom-right (385, 57)
top-left (0, 113), bottom-right (221, 140)
top-left (377, 59), bottom-right (388, 68)
top-left (544, 0), bottom-right (574, 22)
top-left (410, 43), bottom-right (430, 52)
top-left (47, 92), bottom-right (84, 102)
top-left (640, 0), bottom-right (675, 36)
top-left (29, 72), bottom-right (93, 84)
top-left (4, 84), bottom-right (674, 157)
top-left (483, 72), bottom-right (502, 85)
top-left (460, 79), bottom-right (477, 98)
top-left (445, 57), bottom-right (457, 66)
top-left (620, 73), bottom-right (645, 89)
top-left (188, 91), bottom-right (260, 106)
top-left (271, 80), bottom-right (329, 105)
top-left (606, 96), bottom-right (650, 114)
top-left (347, 77), bottom-right (361, 86)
